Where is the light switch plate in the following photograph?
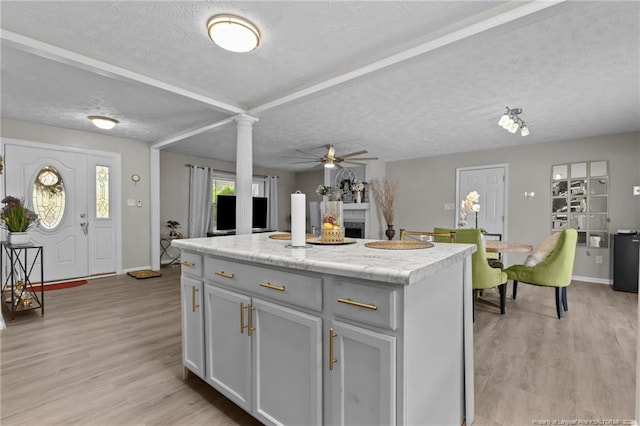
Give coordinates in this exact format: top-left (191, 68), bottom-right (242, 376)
top-left (127, 198), bottom-right (136, 207)
top-left (634, 186), bottom-right (640, 196)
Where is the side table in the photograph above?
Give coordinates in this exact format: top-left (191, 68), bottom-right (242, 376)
top-left (1, 242), bottom-right (44, 321)
top-left (160, 236), bottom-right (181, 266)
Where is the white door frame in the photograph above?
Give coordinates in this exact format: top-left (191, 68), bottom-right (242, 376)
top-left (1, 137), bottom-right (123, 276)
top-left (455, 163), bottom-right (509, 241)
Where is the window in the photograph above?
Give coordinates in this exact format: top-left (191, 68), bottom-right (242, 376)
top-left (32, 166), bottom-right (66, 230)
top-left (96, 165), bottom-right (110, 219)
top-left (211, 174), bottom-right (266, 230)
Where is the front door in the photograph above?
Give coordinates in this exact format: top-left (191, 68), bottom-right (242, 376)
top-left (457, 165), bottom-right (507, 237)
top-left (4, 140), bottom-right (118, 282)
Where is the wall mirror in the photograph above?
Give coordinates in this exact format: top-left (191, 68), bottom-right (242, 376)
top-left (551, 160), bottom-right (608, 247)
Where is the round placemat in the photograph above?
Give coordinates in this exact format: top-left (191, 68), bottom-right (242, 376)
top-left (269, 233), bottom-right (314, 240)
top-left (364, 240), bottom-right (433, 250)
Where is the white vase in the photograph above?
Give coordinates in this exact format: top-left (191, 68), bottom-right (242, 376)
top-left (355, 191), bottom-right (362, 203)
top-left (8, 232), bottom-right (29, 245)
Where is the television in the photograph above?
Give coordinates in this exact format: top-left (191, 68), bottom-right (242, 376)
top-left (216, 195), bottom-right (236, 231)
top-left (252, 197), bottom-right (268, 229)
top-left (215, 195), bottom-right (269, 231)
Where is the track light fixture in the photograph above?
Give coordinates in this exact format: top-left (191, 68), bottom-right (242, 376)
top-left (498, 107), bottom-right (529, 136)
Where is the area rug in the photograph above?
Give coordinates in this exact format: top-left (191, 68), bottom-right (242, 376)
top-left (29, 279), bottom-right (88, 292)
top-left (127, 270), bottom-right (162, 279)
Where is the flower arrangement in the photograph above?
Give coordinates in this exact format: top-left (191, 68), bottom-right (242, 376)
top-left (351, 181), bottom-right (365, 192)
top-left (370, 178), bottom-right (399, 226)
top-left (459, 191), bottom-right (480, 227)
top-left (315, 184), bottom-right (330, 196)
top-left (1, 196), bottom-right (38, 232)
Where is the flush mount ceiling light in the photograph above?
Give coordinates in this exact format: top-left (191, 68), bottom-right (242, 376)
top-left (88, 115), bottom-right (119, 130)
top-left (207, 14), bottom-right (260, 53)
top-left (497, 107), bottom-right (530, 137)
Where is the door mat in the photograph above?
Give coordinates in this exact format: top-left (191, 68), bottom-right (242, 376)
top-left (127, 270), bottom-right (162, 279)
top-left (30, 279), bottom-right (88, 292)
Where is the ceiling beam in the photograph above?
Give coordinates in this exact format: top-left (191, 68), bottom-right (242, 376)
top-left (248, 0), bottom-right (566, 116)
top-left (151, 116), bottom-right (239, 149)
top-left (0, 29), bottom-right (245, 115)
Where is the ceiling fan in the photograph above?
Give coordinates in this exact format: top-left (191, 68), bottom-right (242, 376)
top-left (287, 144), bottom-right (378, 168)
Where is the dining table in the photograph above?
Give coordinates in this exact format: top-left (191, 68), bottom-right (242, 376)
top-left (485, 240), bottom-right (533, 254)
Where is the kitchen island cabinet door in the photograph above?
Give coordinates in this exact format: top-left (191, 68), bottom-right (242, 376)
top-left (329, 320), bottom-right (396, 426)
top-left (204, 285), bottom-right (252, 411)
top-left (181, 276), bottom-right (204, 378)
top-left (252, 298), bottom-right (322, 426)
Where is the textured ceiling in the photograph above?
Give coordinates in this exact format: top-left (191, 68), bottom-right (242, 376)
top-left (1, 1), bottom-right (639, 171)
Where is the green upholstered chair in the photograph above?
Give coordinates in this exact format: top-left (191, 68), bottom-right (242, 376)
top-left (433, 227), bottom-right (457, 243)
top-left (434, 226), bottom-right (503, 268)
top-left (504, 228), bottom-right (578, 319)
top-left (454, 228), bottom-right (508, 317)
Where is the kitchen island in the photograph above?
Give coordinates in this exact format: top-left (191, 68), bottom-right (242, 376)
top-left (173, 233), bottom-right (476, 426)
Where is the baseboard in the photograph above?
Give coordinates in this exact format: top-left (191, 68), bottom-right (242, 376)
top-left (572, 275), bottom-right (612, 285)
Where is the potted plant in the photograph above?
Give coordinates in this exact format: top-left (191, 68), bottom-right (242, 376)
top-left (1, 196), bottom-right (38, 245)
top-left (166, 220), bottom-right (181, 238)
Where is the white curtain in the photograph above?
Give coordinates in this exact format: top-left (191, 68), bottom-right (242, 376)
top-left (188, 165), bottom-right (213, 238)
top-left (266, 175), bottom-right (279, 231)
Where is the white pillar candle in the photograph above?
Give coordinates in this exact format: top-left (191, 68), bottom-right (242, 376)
top-left (291, 191), bottom-right (306, 247)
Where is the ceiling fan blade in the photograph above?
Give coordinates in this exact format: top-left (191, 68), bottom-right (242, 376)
top-left (283, 155), bottom-right (321, 160)
top-left (340, 150), bottom-right (368, 158)
top-left (289, 160), bottom-right (322, 164)
top-left (341, 161), bottom-right (366, 166)
top-left (295, 149), bottom-right (322, 159)
top-left (347, 156), bottom-right (378, 161)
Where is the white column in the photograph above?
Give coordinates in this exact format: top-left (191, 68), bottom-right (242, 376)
top-left (235, 114), bottom-right (259, 235)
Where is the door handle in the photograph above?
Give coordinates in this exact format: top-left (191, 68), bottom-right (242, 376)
top-left (80, 222), bottom-right (89, 236)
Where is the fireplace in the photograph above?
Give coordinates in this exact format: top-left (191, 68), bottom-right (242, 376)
top-left (344, 221), bottom-right (365, 239)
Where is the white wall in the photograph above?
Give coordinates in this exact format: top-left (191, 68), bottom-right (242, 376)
top-left (386, 132), bottom-right (640, 281)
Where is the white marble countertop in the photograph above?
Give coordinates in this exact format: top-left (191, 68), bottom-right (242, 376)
top-left (173, 233), bottom-right (476, 286)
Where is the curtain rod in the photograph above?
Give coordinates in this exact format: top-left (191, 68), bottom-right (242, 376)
top-left (185, 164), bottom-right (278, 179)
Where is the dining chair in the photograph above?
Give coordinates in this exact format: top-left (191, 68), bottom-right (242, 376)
top-left (434, 226), bottom-right (503, 268)
top-left (399, 229), bottom-right (454, 242)
top-left (454, 228), bottom-right (508, 318)
top-left (503, 228), bottom-right (577, 319)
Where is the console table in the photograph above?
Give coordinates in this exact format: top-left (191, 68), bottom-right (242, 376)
top-left (1, 242), bottom-right (44, 321)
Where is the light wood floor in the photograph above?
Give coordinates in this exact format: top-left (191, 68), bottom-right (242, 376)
top-left (1, 267), bottom-right (636, 425)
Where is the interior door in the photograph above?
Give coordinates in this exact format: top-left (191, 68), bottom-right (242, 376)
top-left (457, 166), bottom-right (506, 236)
top-left (4, 142), bottom-right (118, 281)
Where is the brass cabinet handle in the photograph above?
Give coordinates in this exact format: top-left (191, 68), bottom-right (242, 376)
top-left (215, 271), bottom-right (235, 279)
top-left (248, 304), bottom-right (255, 337)
top-left (329, 328), bottom-right (338, 371)
top-left (337, 298), bottom-right (378, 311)
top-left (192, 286), bottom-right (199, 312)
top-left (240, 302), bottom-right (247, 334)
top-left (180, 260), bottom-right (194, 267)
top-left (259, 282), bottom-right (285, 292)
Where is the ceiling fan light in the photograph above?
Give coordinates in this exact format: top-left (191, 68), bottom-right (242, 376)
top-left (520, 125), bottom-right (530, 137)
top-left (508, 121), bottom-right (519, 133)
top-left (498, 114), bottom-right (510, 127)
top-left (207, 14), bottom-right (260, 53)
top-left (88, 115), bottom-right (119, 130)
